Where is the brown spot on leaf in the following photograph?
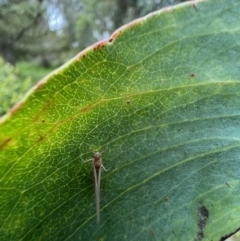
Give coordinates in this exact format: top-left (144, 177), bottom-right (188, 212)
top-left (35, 123), bottom-right (57, 144)
top-left (111, 30), bottom-right (122, 40)
top-left (191, 73), bottom-right (195, 77)
top-left (225, 182), bottom-right (230, 188)
top-left (38, 136), bottom-right (45, 142)
top-left (92, 40), bottom-right (107, 51)
top-left (195, 203), bottom-right (209, 241)
top-left (164, 197), bottom-right (169, 202)
top-left (149, 229), bottom-right (155, 240)
top-left (33, 97), bottom-right (55, 123)
top-left (80, 106), bottom-right (92, 113)
top-left (0, 138), bottom-right (11, 149)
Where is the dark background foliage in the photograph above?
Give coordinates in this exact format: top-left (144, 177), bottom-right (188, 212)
top-left (0, 0), bottom-right (189, 116)
top-left (0, 0), bottom-right (188, 66)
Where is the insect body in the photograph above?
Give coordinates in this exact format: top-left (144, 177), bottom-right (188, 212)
top-left (84, 151), bottom-right (108, 223)
top-left (93, 152), bottom-right (102, 223)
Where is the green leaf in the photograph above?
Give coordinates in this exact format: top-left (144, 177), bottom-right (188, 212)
top-left (1, 0), bottom-right (240, 240)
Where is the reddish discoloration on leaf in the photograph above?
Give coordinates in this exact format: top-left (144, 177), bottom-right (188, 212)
top-left (77, 53), bottom-right (86, 60)
top-left (35, 81), bottom-right (45, 90)
top-left (33, 97), bottom-right (55, 123)
top-left (92, 40), bottom-right (108, 51)
top-left (0, 138), bottom-right (11, 149)
top-left (111, 30), bottom-right (122, 40)
top-left (10, 101), bottom-right (24, 115)
top-left (126, 19), bottom-right (141, 29)
top-left (35, 122), bottom-right (58, 144)
top-left (35, 103), bottom-right (98, 143)
top-left (34, 98), bottom-right (100, 144)
top-left (80, 106), bottom-right (91, 113)
top-left (36, 132), bottom-right (49, 144)
top-left (163, 6), bottom-right (174, 13)
top-left (79, 104), bottom-right (95, 113)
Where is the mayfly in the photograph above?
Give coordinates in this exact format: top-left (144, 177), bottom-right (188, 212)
top-left (84, 151), bottom-right (108, 223)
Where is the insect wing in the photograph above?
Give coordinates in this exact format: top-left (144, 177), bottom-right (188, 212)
top-left (94, 164), bottom-right (101, 223)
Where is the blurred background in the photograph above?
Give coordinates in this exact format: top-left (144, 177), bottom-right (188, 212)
top-left (0, 0), bottom-right (190, 116)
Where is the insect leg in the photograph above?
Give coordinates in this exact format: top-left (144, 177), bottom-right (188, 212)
top-left (101, 164), bottom-right (109, 172)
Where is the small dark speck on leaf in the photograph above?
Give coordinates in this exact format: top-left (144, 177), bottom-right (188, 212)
top-left (164, 197), bottom-right (169, 202)
top-left (109, 38), bottom-right (113, 43)
top-left (191, 73), bottom-right (195, 77)
top-left (225, 182), bottom-right (230, 188)
top-left (150, 229), bottom-right (155, 240)
top-left (38, 136), bottom-right (45, 142)
top-left (42, 120), bottom-right (45, 123)
top-left (193, 3), bottom-right (198, 11)
top-left (93, 43), bottom-right (103, 51)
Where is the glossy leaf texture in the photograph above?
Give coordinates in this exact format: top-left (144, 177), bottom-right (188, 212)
top-left (1, 0), bottom-right (240, 240)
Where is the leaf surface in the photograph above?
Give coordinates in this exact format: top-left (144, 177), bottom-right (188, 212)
top-left (1, 0), bottom-right (240, 240)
